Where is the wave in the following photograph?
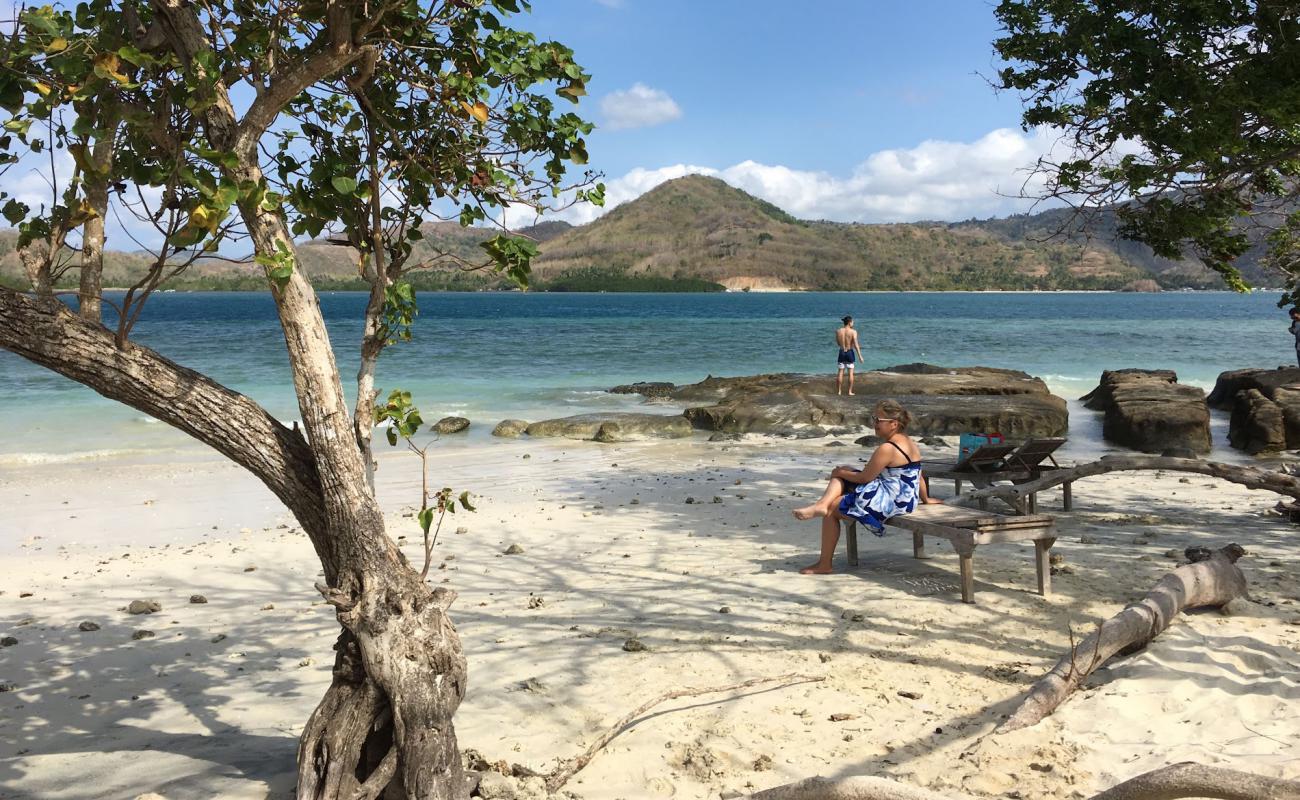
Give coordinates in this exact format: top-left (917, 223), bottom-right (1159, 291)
top-left (0, 448), bottom-right (164, 466)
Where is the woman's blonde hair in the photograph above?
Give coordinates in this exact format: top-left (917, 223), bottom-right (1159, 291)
top-left (875, 398), bottom-right (911, 431)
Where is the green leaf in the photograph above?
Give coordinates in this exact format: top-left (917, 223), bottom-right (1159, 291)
top-left (417, 507), bottom-right (434, 535)
top-left (458, 491), bottom-right (476, 512)
top-left (330, 176), bottom-right (358, 195)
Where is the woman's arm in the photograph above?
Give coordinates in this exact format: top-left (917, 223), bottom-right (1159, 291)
top-left (833, 445), bottom-right (895, 484)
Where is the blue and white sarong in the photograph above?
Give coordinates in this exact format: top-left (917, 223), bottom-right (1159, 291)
top-left (837, 462), bottom-right (921, 535)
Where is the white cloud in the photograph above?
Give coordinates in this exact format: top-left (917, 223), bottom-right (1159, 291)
top-left (599, 83), bottom-right (682, 131)
top-left (557, 127), bottom-right (1072, 225)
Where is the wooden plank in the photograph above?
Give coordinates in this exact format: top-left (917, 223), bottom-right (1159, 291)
top-left (972, 526), bottom-right (1056, 545)
top-left (1034, 537), bottom-right (1056, 596)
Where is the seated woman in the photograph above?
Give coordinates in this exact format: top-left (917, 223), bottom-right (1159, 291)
top-left (792, 398), bottom-right (940, 574)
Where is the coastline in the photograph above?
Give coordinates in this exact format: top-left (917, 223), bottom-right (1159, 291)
top-left (3, 434), bottom-right (1298, 799)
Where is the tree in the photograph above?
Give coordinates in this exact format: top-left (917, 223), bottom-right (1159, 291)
top-left (993, 0), bottom-right (1300, 301)
top-left (0, 1), bottom-right (599, 797)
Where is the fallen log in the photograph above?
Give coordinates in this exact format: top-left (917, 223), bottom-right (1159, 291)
top-left (999, 544), bottom-right (1248, 732)
top-left (1090, 761), bottom-right (1300, 800)
top-left (746, 763), bottom-right (1300, 800)
top-left (965, 455), bottom-right (1300, 509)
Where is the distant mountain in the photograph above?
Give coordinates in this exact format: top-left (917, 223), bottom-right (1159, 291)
top-left (0, 174), bottom-right (1284, 292)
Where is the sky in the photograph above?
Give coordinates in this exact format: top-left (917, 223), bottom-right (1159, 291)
top-left (517, 0), bottom-right (1057, 226)
top-left (0, 0), bottom-right (1063, 249)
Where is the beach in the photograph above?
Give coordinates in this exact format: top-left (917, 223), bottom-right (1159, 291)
top-left (3, 432), bottom-right (1298, 800)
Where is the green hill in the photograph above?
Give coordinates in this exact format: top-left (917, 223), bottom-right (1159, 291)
top-left (0, 174), bottom-right (1283, 292)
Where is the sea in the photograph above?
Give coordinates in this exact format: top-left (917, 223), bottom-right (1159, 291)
top-left (0, 290), bottom-right (1293, 466)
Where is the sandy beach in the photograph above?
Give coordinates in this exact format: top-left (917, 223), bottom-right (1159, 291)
top-left (2, 433), bottom-right (1298, 800)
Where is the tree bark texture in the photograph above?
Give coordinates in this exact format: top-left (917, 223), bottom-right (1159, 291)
top-left (1089, 761), bottom-right (1300, 800)
top-left (999, 544), bottom-right (1248, 732)
top-left (78, 122), bottom-right (116, 324)
top-left (966, 455), bottom-right (1300, 508)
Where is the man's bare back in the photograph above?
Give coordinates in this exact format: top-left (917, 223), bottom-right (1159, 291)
top-left (835, 316), bottom-right (864, 395)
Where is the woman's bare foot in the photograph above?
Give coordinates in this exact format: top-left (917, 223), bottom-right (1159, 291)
top-left (923, 497), bottom-right (944, 504)
top-left (798, 563), bottom-right (833, 574)
top-left (792, 505), bottom-right (822, 521)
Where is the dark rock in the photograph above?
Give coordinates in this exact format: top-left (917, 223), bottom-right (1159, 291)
top-left (189, 594), bottom-right (208, 604)
top-left (824, 440), bottom-right (848, 447)
top-left (622, 638), bottom-right (646, 652)
top-left (132, 629), bottom-right (155, 640)
top-left (718, 606), bottom-right (731, 614)
top-left (210, 633), bottom-right (227, 643)
top-left (78, 621), bottom-right (100, 632)
top-left (708, 432), bottom-right (742, 442)
top-left (608, 381), bottom-right (676, 399)
top-left (525, 412), bottom-right (692, 442)
top-left (1208, 366), bottom-right (1300, 410)
top-left (919, 436), bottom-right (949, 447)
top-left (670, 366), bottom-right (1067, 437)
top-left (1230, 389), bottom-right (1286, 454)
top-left (1185, 546), bottom-right (1214, 563)
top-left (1160, 447), bottom-right (1199, 458)
top-left (432, 416), bottom-right (470, 434)
top-left (491, 419), bottom-right (529, 438)
top-left (855, 435), bottom-right (883, 447)
top-left (897, 690), bottom-right (923, 700)
top-left (0, 682), bottom-right (15, 693)
top-left (503, 544), bottom-right (525, 555)
top-left (0, 636), bottom-right (16, 647)
top-left (1083, 370), bottom-right (1209, 453)
top-left (1081, 369), bottom-right (1179, 410)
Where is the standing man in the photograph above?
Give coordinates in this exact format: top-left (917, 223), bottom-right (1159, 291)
top-left (1290, 308), bottom-right (1300, 367)
top-left (836, 315), bottom-right (865, 396)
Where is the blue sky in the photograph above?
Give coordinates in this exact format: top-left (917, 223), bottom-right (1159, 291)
top-left (0, 0), bottom-right (1061, 248)
top-left (512, 0), bottom-right (1057, 225)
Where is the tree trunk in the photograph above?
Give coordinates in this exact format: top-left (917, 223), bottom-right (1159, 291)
top-left (1089, 761), bottom-right (1300, 800)
top-left (78, 122), bottom-right (116, 323)
top-left (999, 544), bottom-right (1248, 732)
top-left (965, 455), bottom-right (1300, 508)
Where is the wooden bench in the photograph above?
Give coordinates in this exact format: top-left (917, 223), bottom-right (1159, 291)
top-left (924, 438), bottom-right (1074, 515)
top-left (840, 504), bottom-right (1057, 604)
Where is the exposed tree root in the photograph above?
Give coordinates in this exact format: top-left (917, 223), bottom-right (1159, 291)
top-left (746, 763), bottom-right (1300, 800)
top-left (1000, 544), bottom-right (1248, 732)
top-left (543, 673), bottom-right (826, 792)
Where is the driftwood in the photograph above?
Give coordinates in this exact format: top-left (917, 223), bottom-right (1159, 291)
top-left (965, 455), bottom-right (1300, 508)
top-left (748, 763), bottom-right (1300, 800)
top-left (1090, 761), bottom-right (1300, 800)
top-left (544, 673), bottom-right (825, 792)
top-left (1000, 544), bottom-right (1248, 732)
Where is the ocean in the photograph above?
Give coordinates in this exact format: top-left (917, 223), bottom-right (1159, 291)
top-left (0, 290), bottom-right (1292, 465)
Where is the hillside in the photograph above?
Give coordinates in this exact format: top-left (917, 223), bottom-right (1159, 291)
top-left (0, 175), bottom-right (1283, 291)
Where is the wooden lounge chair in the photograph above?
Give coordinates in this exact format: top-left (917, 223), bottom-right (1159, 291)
top-left (923, 437), bottom-right (1072, 513)
top-left (839, 504), bottom-right (1057, 604)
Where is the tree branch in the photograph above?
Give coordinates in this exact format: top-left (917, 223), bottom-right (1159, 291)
top-left (0, 289), bottom-right (327, 537)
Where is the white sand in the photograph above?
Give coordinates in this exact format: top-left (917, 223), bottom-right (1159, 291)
top-left (1, 435), bottom-right (1298, 800)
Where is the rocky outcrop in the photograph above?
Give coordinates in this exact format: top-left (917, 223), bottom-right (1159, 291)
top-left (432, 416), bottom-right (470, 434)
top-left (1081, 369), bottom-right (1210, 453)
top-left (1207, 366), bottom-right (1300, 410)
top-left (1230, 389), bottom-right (1286, 454)
top-left (608, 382), bottom-right (676, 399)
top-left (491, 419), bottom-right (529, 438)
top-left (618, 365), bottom-right (1068, 438)
top-left (524, 413), bottom-right (692, 442)
top-left (1210, 367), bottom-right (1300, 452)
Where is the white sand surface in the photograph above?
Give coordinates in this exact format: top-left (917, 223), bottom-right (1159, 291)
top-left (1, 435), bottom-right (1298, 800)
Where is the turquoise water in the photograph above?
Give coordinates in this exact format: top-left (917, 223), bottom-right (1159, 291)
top-left (0, 290), bottom-right (1292, 464)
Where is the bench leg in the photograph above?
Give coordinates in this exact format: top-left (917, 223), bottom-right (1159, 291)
top-left (912, 530), bottom-right (927, 559)
top-left (958, 548), bottom-right (975, 604)
top-left (1028, 492), bottom-right (1037, 515)
top-left (1063, 481), bottom-right (1073, 512)
top-left (953, 478), bottom-right (962, 496)
top-left (844, 520), bottom-right (859, 567)
top-left (1034, 537), bottom-right (1056, 596)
